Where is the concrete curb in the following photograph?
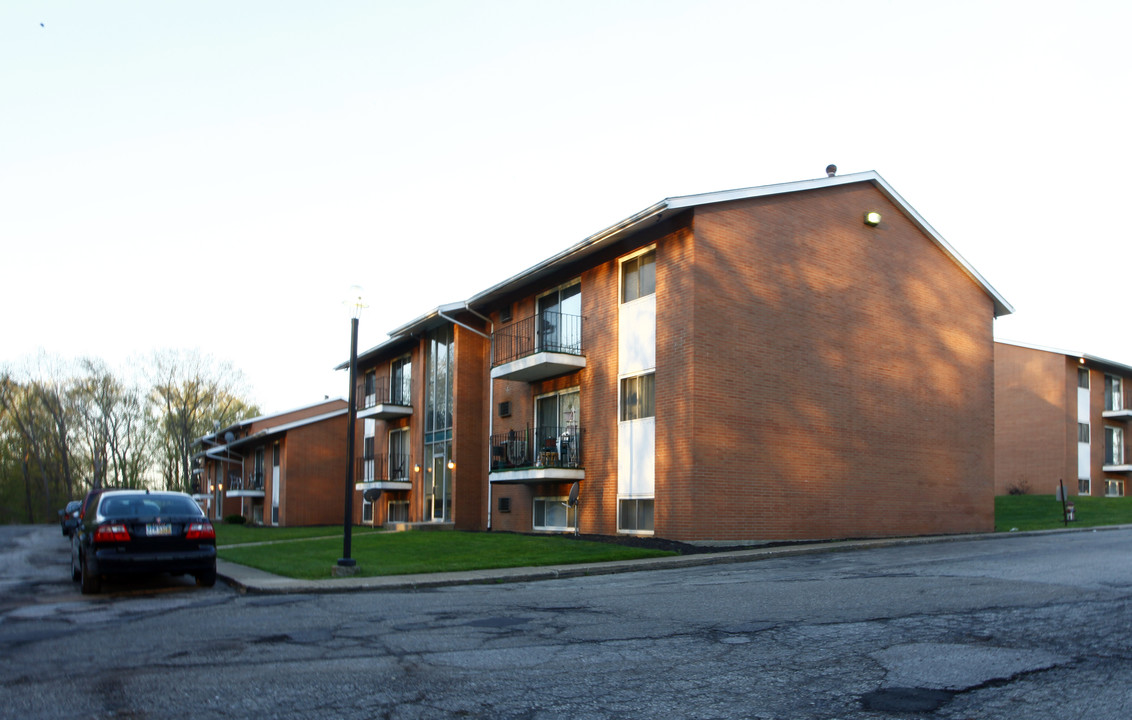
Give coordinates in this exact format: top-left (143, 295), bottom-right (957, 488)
top-left (216, 523), bottom-right (1132, 595)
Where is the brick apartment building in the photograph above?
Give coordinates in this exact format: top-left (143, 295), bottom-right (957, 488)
top-left (347, 170), bottom-right (1013, 541)
top-left (192, 398), bottom-right (348, 525)
top-left (994, 340), bottom-right (1132, 497)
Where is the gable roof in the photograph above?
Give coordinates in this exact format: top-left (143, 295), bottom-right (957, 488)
top-left (466, 170), bottom-right (1013, 317)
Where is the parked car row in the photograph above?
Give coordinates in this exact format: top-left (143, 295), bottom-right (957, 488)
top-left (65, 489), bottom-right (218, 595)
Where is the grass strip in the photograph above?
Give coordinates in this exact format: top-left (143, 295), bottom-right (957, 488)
top-left (217, 529), bottom-right (676, 579)
top-left (995, 494), bottom-right (1132, 532)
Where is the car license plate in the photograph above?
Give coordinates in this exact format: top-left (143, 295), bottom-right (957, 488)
top-left (146, 523), bottom-right (172, 537)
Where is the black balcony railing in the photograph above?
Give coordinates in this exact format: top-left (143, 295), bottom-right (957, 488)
top-left (228, 471), bottom-right (264, 491)
top-left (356, 452), bottom-right (413, 483)
top-left (492, 312), bottom-right (583, 367)
top-left (490, 426), bottom-right (583, 471)
top-left (356, 377), bottom-right (412, 411)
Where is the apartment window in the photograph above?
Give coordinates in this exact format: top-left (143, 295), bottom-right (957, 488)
top-left (1105, 375), bottom-right (1123, 412)
top-left (254, 448), bottom-right (265, 488)
top-left (388, 500), bottom-right (409, 523)
top-left (620, 373), bottom-right (655, 421)
top-left (533, 497), bottom-right (576, 531)
top-left (1078, 423), bottom-right (1090, 443)
top-left (619, 498), bottom-right (654, 532)
top-left (1079, 477), bottom-right (1091, 495)
top-left (364, 370), bottom-right (377, 399)
top-left (622, 248), bottom-right (656, 303)
top-left (1105, 426), bottom-right (1124, 466)
top-left (362, 500), bottom-right (374, 524)
top-left (1078, 367), bottom-right (1089, 389)
top-left (391, 356), bottom-right (412, 405)
top-left (1105, 479), bottom-right (1125, 497)
top-left (389, 427), bottom-right (409, 480)
top-left (537, 282), bottom-right (582, 354)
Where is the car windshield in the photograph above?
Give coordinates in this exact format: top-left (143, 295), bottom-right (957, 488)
top-left (99, 495), bottom-right (203, 518)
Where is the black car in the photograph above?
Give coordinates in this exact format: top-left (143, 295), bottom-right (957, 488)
top-left (59, 500), bottom-right (81, 537)
top-left (71, 489), bottom-right (217, 594)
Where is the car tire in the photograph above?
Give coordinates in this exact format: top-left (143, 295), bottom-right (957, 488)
top-left (80, 552), bottom-right (101, 595)
top-left (70, 550), bottom-right (81, 582)
top-left (195, 566), bottom-right (217, 588)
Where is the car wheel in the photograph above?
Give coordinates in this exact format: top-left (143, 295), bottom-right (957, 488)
top-left (80, 552), bottom-right (101, 595)
top-left (70, 549), bottom-right (81, 582)
top-left (195, 565), bottom-right (217, 588)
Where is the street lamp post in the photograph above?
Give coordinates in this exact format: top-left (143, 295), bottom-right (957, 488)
top-left (338, 286), bottom-right (365, 572)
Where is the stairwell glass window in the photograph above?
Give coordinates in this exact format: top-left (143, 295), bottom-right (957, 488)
top-left (620, 373), bottom-right (655, 421)
top-left (622, 249), bottom-right (656, 302)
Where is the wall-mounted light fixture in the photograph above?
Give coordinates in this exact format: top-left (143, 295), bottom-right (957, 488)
top-left (413, 464), bottom-right (422, 473)
top-left (447, 460), bottom-right (456, 470)
top-left (864, 211), bottom-right (882, 226)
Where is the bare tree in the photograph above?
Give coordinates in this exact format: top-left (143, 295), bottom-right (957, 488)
top-left (148, 350), bottom-right (258, 493)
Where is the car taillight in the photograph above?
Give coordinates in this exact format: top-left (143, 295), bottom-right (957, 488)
top-left (185, 522), bottom-right (215, 541)
top-left (94, 524), bottom-right (130, 543)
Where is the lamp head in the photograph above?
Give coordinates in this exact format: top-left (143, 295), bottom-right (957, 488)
top-left (345, 285), bottom-right (367, 319)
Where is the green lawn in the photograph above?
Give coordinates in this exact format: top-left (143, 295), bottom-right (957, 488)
top-left (995, 494), bottom-right (1132, 532)
top-left (214, 523), bottom-right (383, 546)
top-left (217, 528), bottom-right (676, 580)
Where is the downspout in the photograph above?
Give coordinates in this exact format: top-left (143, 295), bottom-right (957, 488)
top-left (451, 305), bottom-right (495, 532)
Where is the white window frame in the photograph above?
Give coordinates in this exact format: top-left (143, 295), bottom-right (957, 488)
top-left (618, 497), bottom-right (655, 534)
top-left (1105, 479), bottom-right (1125, 498)
top-left (620, 245), bottom-right (657, 304)
top-left (532, 496), bottom-right (577, 531)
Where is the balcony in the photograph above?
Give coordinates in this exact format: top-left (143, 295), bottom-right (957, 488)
top-left (489, 425), bottom-right (584, 484)
top-left (227, 471), bottom-right (265, 498)
top-left (356, 377), bottom-right (413, 420)
top-left (491, 312), bottom-right (586, 382)
top-left (355, 452), bottom-right (413, 492)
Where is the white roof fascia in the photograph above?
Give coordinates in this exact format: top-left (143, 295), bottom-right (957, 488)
top-left (466, 200), bottom-right (668, 308)
top-left (996, 339), bottom-right (1132, 375)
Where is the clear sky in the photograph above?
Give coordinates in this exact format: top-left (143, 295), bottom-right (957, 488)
top-left (3, 1), bottom-right (1129, 413)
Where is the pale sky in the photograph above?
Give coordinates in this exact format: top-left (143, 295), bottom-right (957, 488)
top-left (3, 1), bottom-right (1129, 413)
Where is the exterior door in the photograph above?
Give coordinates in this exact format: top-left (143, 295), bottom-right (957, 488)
top-left (425, 452), bottom-right (448, 522)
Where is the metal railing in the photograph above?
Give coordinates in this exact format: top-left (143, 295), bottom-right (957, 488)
top-left (227, 471), bottom-right (264, 491)
top-left (356, 376), bottom-right (412, 411)
top-left (492, 312), bottom-right (583, 367)
top-left (356, 453), bottom-right (413, 483)
top-left (490, 425), bottom-right (583, 471)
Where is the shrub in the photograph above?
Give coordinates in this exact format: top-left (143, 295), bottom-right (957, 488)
top-left (225, 514), bottom-right (247, 525)
top-left (1006, 478), bottom-right (1032, 495)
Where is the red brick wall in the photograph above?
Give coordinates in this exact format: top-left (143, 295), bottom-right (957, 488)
top-left (453, 325), bottom-right (488, 530)
top-left (993, 343), bottom-right (1074, 495)
top-left (674, 183), bottom-right (996, 540)
top-left (279, 415), bottom-right (348, 526)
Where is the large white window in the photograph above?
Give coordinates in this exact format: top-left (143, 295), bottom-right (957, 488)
top-left (1105, 479), bottom-right (1125, 497)
top-left (533, 497), bottom-right (576, 531)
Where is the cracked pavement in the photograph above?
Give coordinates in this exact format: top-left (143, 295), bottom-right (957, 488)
top-left (2, 525), bottom-right (1131, 718)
